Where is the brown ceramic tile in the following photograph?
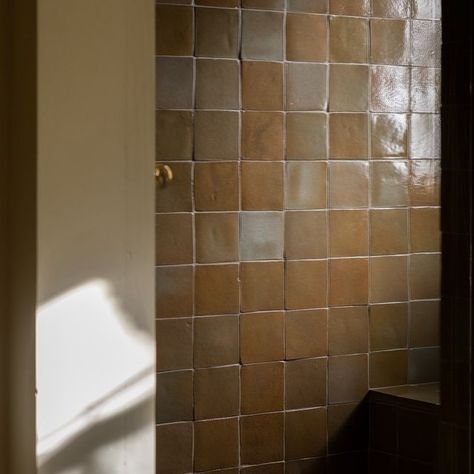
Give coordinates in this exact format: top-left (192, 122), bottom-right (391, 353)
top-left (240, 311), bottom-right (285, 363)
top-left (286, 162), bottom-right (327, 210)
top-left (196, 59), bottom-right (240, 110)
top-left (288, 0), bottom-right (328, 12)
top-left (410, 300), bottom-right (440, 347)
top-left (194, 162), bottom-right (239, 211)
top-left (285, 211), bottom-right (327, 259)
top-left (156, 423), bottom-right (193, 474)
top-left (155, 5), bottom-right (193, 56)
top-left (242, 464), bottom-right (284, 474)
top-left (242, 112), bottom-right (284, 160)
top-left (195, 8), bottom-right (239, 58)
top-left (156, 213), bottom-right (193, 265)
top-left (242, 10), bottom-right (284, 60)
top-left (286, 458), bottom-right (327, 473)
top-left (329, 258), bottom-right (368, 306)
top-left (195, 366), bottom-right (240, 420)
top-left (371, 66), bottom-right (410, 112)
top-left (409, 113), bottom-right (440, 159)
top-left (286, 113), bottom-right (327, 160)
top-left (194, 111), bottom-right (239, 161)
top-left (369, 350), bottom-right (408, 387)
top-left (329, 162), bottom-right (369, 208)
top-left (410, 207), bottom-right (441, 252)
top-left (241, 162), bottom-right (284, 210)
top-left (286, 309), bottom-right (328, 360)
top-left (194, 316), bottom-right (239, 368)
top-left (410, 253), bottom-right (441, 300)
top-left (286, 63), bottom-right (328, 111)
top-left (156, 162), bottom-right (192, 212)
top-left (156, 370), bottom-right (193, 423)
top-left (330, 17), bottom-right (369, 63)
top-left (329, 65), bottom-right (369, 112)
top-left (370, 209), bottom-right (408, 255)
top-left (157, 0), bottom-right (192, 3)
top-left (330, 0), bottom-right (370, 15)
top-left (240, 212), bottom-right (284, 261)
top-left (371, 20), bottom-right (410, 65)
top-left (156, 57), bottom-right (194, 110)
top-left (241, 362), bottom-right (284, 414)
top-left (242, 0), bottom-right (284, 9)
top-left (194, 418), bottom-right (239, 472)
top-left (286, 260), bottom-right (328, 310)
top-left (156, 318), bottom-right (193, 372)
top-left (196, 0), bottom-right (239, 6)
top-left (411, 67), bottom-right (441, 113)
top-left (370, 256), bottom-right (408, 303)
top-left (285, 408), bottom-right (327, 460)
top-left (241, 413), bottom-right (284, 465)
top-left (411, 20), bottom-right (441, 67)
top-left (408, 347), bottom-right (439, 383)
top-left (370, 161), bottom-right (409, 207)
top-left (242, 61), bottom-right (283, 111)
top-left (371, 113), bottom-right (408, 158)
top-left (156, 111), bottom-right (193, 160)
top-left (195, 264), bottom-right (239, 315)
top-left (285, 358), bottom-right (327, 409)
top-left (241, 262), bottom-right (285, 312)
top-left (328, 354), bottom-right (368, 403)
top-left (369, 303), bottom-right (408, 350)
top-left (328, 306), bottom-right (369, 355)
top-left (195, 213), bottom-right (239, 263)
top-left (409, 160), bottom-right (440, 206)
top-left (329, 114), bottom-right (368, 159)
top-left (156, 265), bottom-right (193, 318)
top-left (329, 210), bottom-right (369, 257)
top-left (372, 0), bottom-right (410, 17)
top-left (286, 13), bottom-right (328, 62)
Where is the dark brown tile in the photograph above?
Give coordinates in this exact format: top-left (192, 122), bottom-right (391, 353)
top-left (328, 354), bottom-right (368, 403)
top-left (242, 112), bottom-right (284, 160)
top-left (329, 210), bottom-right (368, 257)
top-left (241, 262), bottom-right (285, 312)
top-left (155, 162), bottom-right (192, 212)
top-left (242, 162), bottom-right (284, 210)
top-left (155, 5), bottom-right (193, 56)
top-left (156, 57), bottom-right (194, 110)
top-left (371, 113), bottom-right (408, 158)
top-left (328, 306), bottom-right (368, 356)
top-left (410, 207), bottom-right (441, 252)
top-left (286, 162), bottom-right (327, 210)
top-left (410, 300), bottom-right (440, 347)
top-left (156, 423), bottom-right (193, 474)
top-left (286, 113), bottom-right (327, 160)
top-left (286, 63), bottom-right (328, 111)
top-left (410, 253), bottom-right (441, 300)
top-left (241, 362), bottom-right (284, 414)
top-left (195, 366), bottom-right (240, 420)
top-left (370, 256), bottom-right (408, 303)
top-left (286, 13), bottom-right (328, 62)
top-left (330, 0), bottom-right (370, 15)
top-left (285, 458), bottom-right (327, 474)
top-left (240, 311), bottom-right (285, 363)
top-left (369, 349), bottom-right (408, 387)
top-left (370, 19), bottom-right (409, 65)
top-left (285, 211), bottom-right (327, 259)
top-left (156, 110), bottom-right (193, 160)
top-left (329, 65), bottom-right (369, 112)
top-left (196, 0), bottom-right (239, 5)
top-left (330, 17), bottom-right (369, 63)
top-left (242, 464), bottom-right (284, 474)
top-left (241, 413), bottom-right (284, 465)
top-left (288, 0), bottom-right (328, 12)
top-left (329, 258), bottom-right (369, 306)
top-left (329, 162), bottom-right (369, 209)
top-left (369, 303), bottom-right (408, 351)
top-left (327, 452), bottom-right (368, 474)
top-left (242, 61), bottom-right (283, 111)
top-left (242, 0), bottom-right (285, 10)
top-left (156, 213), bottom-right (193, 265)
top-left (370, 161), bottom-right (409, 207)
top-left (156, 370), bottom-right (193, 423)
top-left (408, 347), bottom-right (439, 384)
top-left (195, 264), bottom-right (239, 315)
top-left (156, 318), bottom-right (193, 372)
top-left (329, 113), bottom-right (368, 159)
top-left (370, 209), bottom-right (408, 255)
top-left (156, 265), bottom-right (193, 318)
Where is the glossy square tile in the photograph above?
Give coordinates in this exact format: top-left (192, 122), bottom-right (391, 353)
top-left (288, 0), bottom-right (328, 13)
top-left (369, 350), bottom-right (408, 387)
top-left (330, 17), bottom-right (369, 63)
top-left (241, 413), bottom-right (284, 465)
top-left (194, 111), bottom-right (239, 161)
top-left (195, 213), bottom-right (239, 263)
top-left (329, 210), bottom-right (369, 257)
top-left (370, 256), bottom-right (408, 303)
top-left (369, 303), bottom-right (408, 351)
top-left (370, 161), bottom-right (409, 207)
top-left (286, 13), bottom-right (328, 62)
top-left (370, 20), bottom-right (409, 65)
top-left (408, 347), bottom-right (440, 383)
top-left (195, 7), bottom-right (239, 58)
top-left (156, 265), bottom-right (193, 318)
top-left (370, 209), bottom-right (408, 255)
top-left (196, 59), bottom-right (240, 110)
top-left (286, 309), bottom-right (328, 360)
top-left (411, 67), bottom-right (441, 112)
top-left (156, 162), bottom-right (192, 212)
top-left (240, 311), bottom-right (285, 363)
top-left (195, 264), bottom-right (240, 315)
top-left (156, 370), bottom-right (193, 423)
top-left (156, 110), bottom-right (193, 160)
top-left (156, 319), bottom-right (193, 372)
top-left (241, 162), bottom-right (284, 210)
top-left (242, 0), bottom-right (284, 9)
top-left (329, 113), bottom-right (368, 159)
top-left (156, 57), bottom-right (194, 109)
top-left (195, 162), bottom-right (239, 211)
top-left (372, 0), bottom-right (410, 17)
top-left (156, 423), bottom-right (193, 474)
top-left (370, 66), bottom-right (410, 112)
top-left (286, 358), bottom-right (327, 409)
top-left (329, 258), bottom-right (369, 306)
top-left (242, 464), bottom-right (283, 474)
top-left (411, 20), bottom-right (441, 67)
top-left (155, 5), bottom-right (193, 56)
top-left (195, 366), bottom-right (240, 419)
top-left (411, 0), bottom-right (441, 19)
top-left (330, 0), bottom-right (370, 15)
top-left (242, 112), bottom-right (284, 160)
top-left (156, 213), bottom-right (193, 265)
top-left (410, 253), bottom-right (441, 300)
top-left (329, 162), bottom-right (369, 208)
top-left (194, 316), bottom-right (239, 368)
top-left (410, 300), bottom-right (440, 347)
top-left (286, 162), bottom-right (327, 209)
top-left (240, 212), bottom-right (284, 261)
top-left (241, 362), bottom-right (284, 414)
top-left (329, 306), bottom-right (369, 355)
top-left (242, 61), bottom-right (284, 111)
top-left (286, 260), bottom-right (328, 310)
top-left (371, 113), bottom-right (408, 158)
top-left (286, 63), bottom-right (328, 111)
top-left (409, 113), bottom-right (441, 158)
top-left (286, 113), bottom-right (327, 160)
top-left (409, 160), bottom-right (440, 206)
top-left (410, 207), bottom-right (441, 252)
top-left (328, 354), bottom-right (368, 403)
top-left (329, 65), bottom-right (369, 112)
top-left (242, 10), bottom-right (284, 60)
top-left (285, 211), bottom-right (327, 259)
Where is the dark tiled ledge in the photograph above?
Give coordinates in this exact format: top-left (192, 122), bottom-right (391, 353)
top-left (370, 383), bottom-right (440, 412)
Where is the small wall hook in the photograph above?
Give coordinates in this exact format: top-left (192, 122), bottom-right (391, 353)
top-left (155, 164), bottom-right (173, 187)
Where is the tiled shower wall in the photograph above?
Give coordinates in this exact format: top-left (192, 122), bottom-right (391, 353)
top-left (155, 0), bottom-right (441, 472)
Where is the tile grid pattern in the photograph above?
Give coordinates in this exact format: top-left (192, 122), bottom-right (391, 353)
top-left (154, 0), bottom-right (441, 472)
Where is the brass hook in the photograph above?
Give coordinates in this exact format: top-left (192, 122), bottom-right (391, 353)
top-left (155, 164), bottom-right (173, 187)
